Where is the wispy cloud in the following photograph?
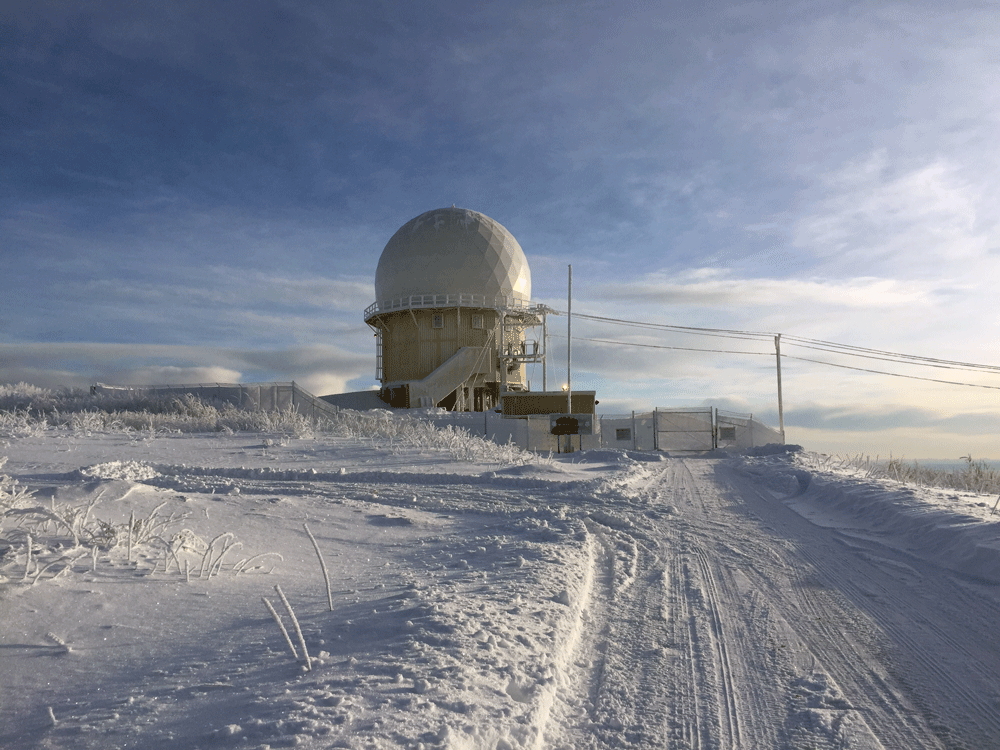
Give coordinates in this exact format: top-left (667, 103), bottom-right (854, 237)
top-left (605, 269), bottom-right (941, 310)
top-left (0, 342), bottom-right (371, 396)
top-left (794, 152), bottom-right (997, 276)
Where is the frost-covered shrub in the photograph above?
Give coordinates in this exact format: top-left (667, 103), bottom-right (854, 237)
top-left (0, 382), bottom-right (535, 465)
top-left (815, 453), bottom-right (1000, 495)
top-left (0, 457), bottom-right (34, 515)
top-left (0, 384), bottom-right (316, 436)
top-left (0, 458), bottom-right (273, 585)
top-left (317, 408), bottom-right (533, 466)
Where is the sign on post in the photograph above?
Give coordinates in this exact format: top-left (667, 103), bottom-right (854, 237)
top-left (549, 414), bottom-right (593, 435)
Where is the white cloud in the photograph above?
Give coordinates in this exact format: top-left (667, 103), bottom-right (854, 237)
top-left (104, 365), bottom-right (243, 386)
top-left (794, 153), bottom-right (994, 275)
top-left (605, 269), bottom-right (940, 310)
top-left (0, 342), bottom-right (372, 397)
top-left (232, 272), bottom-right (373, 312)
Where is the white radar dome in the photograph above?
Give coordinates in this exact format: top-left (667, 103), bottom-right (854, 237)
top-left (375, 207), bottom-right (531, 305)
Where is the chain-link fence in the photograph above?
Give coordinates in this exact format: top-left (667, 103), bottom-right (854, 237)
top-left (598, 408), bottom-right (783, 452)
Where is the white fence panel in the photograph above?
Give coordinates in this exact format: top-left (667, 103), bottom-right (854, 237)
top-left (717, 411), bottom-right (784, 450)
top-left (599, 413), bottom-right (656, 451)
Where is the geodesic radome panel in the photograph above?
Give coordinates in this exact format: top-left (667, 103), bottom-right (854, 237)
top-left (374, 208), bottom-right (531, 304)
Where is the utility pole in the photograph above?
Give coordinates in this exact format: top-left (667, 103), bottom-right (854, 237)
top-left (542, 308), bottom-right (548, 391)
top-left (567, 265), bottom-right (572, 415)
top-left (775, 334), bottom-right (785, 443)
top-left (566, 265), bottom-right (573, 453)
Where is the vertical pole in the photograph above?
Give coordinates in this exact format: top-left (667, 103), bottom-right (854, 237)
top-left (500, 312), bottom-right (507, 396)
top-left (567, 265), bottom-right (572, 415)
top-left (565, 265), bottom-right (573, 454)
top-left (542, 308), bottom-right (548, 391)
top-left (653, 407), bottom-right (659, 451)
top-left (775, 334), bottom-right (785, 444)
top-left (632, 410), bottom-right (637, 450)
top-left (457, 307), bottom-right (461, 405)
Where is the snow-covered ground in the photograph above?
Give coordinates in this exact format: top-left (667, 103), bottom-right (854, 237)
top-left (2, 427), bottom-right (999, 749)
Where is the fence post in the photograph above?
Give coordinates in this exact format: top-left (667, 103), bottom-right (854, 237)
top-left (653, 408), bottom-right (659, 451)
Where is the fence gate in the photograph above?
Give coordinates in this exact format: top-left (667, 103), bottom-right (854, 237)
top-left (654, 407), bottom-right (715, 451)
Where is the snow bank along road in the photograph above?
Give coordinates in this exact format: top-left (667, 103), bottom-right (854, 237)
top-left (1, 433), bottom-right (999, 749)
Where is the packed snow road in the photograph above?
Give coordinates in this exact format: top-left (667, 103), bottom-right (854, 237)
top-left (549, 456), bottom-right (999, 750)
top-left (3, 432), bottom-right (999, 749)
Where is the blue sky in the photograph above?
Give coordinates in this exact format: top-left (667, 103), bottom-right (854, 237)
top-left (4, 0), bottom-right (1000, 458)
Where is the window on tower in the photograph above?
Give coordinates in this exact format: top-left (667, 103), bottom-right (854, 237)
top-left (432, 314), bottom-right (444, 329)
top-left (471, 314), bottom-right (484, 329)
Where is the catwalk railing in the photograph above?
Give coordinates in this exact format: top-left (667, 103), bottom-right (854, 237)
top-left (364, 294), bottom-right (542, 320)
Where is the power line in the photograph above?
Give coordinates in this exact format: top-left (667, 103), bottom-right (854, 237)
top-left (548, 333), bottom-right (772, 357)
top-left (783, 355), bottom-right (1000, 390)
top-left (549, 332), bottom-right (1000, 390)
top-left (782, 341), bottom-right (1000, 375)
top-left (545, 309), bottom-right (773, 343)
top-left (542, 307), bottom-right (1000, 375)
top-left (782, 336), bottom-right (1000, 373)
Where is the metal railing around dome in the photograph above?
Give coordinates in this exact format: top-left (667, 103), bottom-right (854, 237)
top-left (364, 293), bottom-right (538, 320)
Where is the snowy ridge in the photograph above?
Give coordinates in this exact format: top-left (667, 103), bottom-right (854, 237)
top-left (737, 452), bottom-right (1000, 584)
top-left (68, 460), bottom-right (607, 494)
top-left (146, 463), bottom-right (585, 491)
top-left (796, 474), bottom-right (1000, 583)
top-left (523, 532), bottom-right (596, 749)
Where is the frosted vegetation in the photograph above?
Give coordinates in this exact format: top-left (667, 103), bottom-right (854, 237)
top-left (0, 382), bottom-right (531, 467)
top-left (808, 452), bottom-right (1000, 496)
top-left (0, 454), bottom-right (279, 588)
top-left (0, 380), bottom-right (534, 594)
top-left (0, 382), bottom-right (534, 589)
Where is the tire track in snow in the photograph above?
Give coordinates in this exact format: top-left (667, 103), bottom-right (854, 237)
top-left (574, 458), bottom-right (791, 749)
top-left (691, 549), bottom-right (743, 748)
top-left (672, 459), bottom-right (787, 749)
top-left (712, 461), bottom-right (953, 749)
top-left (677, 460), bottom-right (747, 749)
top-left (781, 557), bottom-right (931, 748)
top-left (674, 548), bottom-right (706, 750)
top-left (582, 524), bottom-right (676, 747)
top-left (794, 536), bottom-right (1000, 747)
top-left (718, 463), bottom-right (925, 747)
top-left (675, 459), bottom-right (923, 748)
